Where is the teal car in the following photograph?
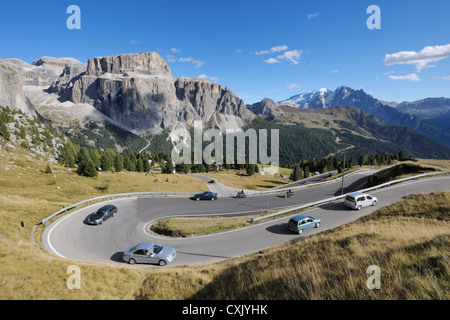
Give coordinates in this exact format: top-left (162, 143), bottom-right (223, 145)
top-left (288, 215), bottom-right (321, 235)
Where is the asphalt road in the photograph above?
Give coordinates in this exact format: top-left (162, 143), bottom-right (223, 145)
top-left (41, 171), bottom-right (449, 267)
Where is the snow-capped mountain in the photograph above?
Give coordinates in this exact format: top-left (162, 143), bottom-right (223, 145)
top-left (278, 88), bottom-right (332, 108)
top-left (276, 86), bottom-right (450, 147)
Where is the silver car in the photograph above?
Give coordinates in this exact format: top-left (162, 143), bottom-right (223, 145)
top-left (122, 242), bottom-right (176, 266)
top-left (344, 192), bottom-right (378, 210)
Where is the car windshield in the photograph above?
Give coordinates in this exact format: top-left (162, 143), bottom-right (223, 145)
top-left (93, 210), bottom-right (105, 216)
top-left (153, 245), bottom-right (163, 254)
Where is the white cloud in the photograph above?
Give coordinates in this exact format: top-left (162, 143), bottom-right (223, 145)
top-left (170, 48), bottom-right (181, 53)
top-left (270, 45), bottom-right (289, 53)
top-left (277, 49), bottom-right (303, 64)
top-left (179, 57), bottom-right (204, 68)
top-left (388, 73), bottom-right (421, 82)
top-left (130, 40), bottom-right (141, 44)
top-left (165, 54), bottom-right (176, 63)
top-left (384, 44), bottom-right (450, 71)
top-left (308, 13), bottom-right (320, 19)
top-left (329, 69), bottom-right (339, 73)
top-left (255, 45), bottom-right (288, 55)
top-left (264, 58), bottom-right (281, 64)
top-left (197, 74), bottom-right (219, 82)
top-left (286, 83), bottom-right (301, 90)
top-left (433, 75), bottom-right (450, 80)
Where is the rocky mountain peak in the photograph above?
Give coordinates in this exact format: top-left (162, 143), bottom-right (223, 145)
top-left (86, 52), bottom-right (172, 78)
top-left (247, 97), bottom-right (282, 119)
top-left (32, 56), bottom-right (83, 68)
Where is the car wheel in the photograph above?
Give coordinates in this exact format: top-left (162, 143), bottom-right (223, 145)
top-left (158, 260), bottom-right (167, 266)
top-left (112, 211), bottom-right (116, 217)
top-left (315, 222), bottom-right (320, 228)
top-left (357, 205), bottom-right (362, 210)
top-left (211, 198), bottom-right (215, 201)
top-left (129, 258), bottom-right (136, 265)
top-left (99, 219), bottom-right (104, 224)
top-left (298, 229), bottom-right (303, 235)
top-left (372, 200), bottom-right (377, 206)
top-left (196, 198), bottom-right (200, 201)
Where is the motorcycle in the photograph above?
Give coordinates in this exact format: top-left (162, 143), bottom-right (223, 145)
top-left (285, 191), bottom-right (294, 198)
top-left (236, 191), bottom-right (246, 198)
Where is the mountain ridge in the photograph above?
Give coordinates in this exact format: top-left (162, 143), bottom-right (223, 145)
top-left (1, 52), bottom-right (449, 159)
top-left (277, 86), bottom-right (450, 147)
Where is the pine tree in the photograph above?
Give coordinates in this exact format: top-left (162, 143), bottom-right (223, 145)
top-left (143, 156), bottom-right (150, 173)
top-left (90, 149), bottom-right (101, 169)
top-left (290, 164), bottom-right (303, 181)
top-left (137, 157), bottom-right (144, 172)
top-left (166, 159), bottom-right (174, 174)
top-left (101, 150), bottom-right (114, 171)
top-left (304, 166), bottom-right (310, 178)
top-left (114, 154), bottom-right (124, 172)
top-left (76, 147), bottom-right (90, 174)
top-left (45, 164), bottom-right (53, 174)
top-left (83, 158), bottom-right (98, 178)
top-left (247, 164), bottom-right (256, 176)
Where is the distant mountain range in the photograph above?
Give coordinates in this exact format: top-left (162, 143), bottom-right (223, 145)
top-left (277, 86), bottom-right (450, 147)
top-left (1, 52), bottom-right (449, 161)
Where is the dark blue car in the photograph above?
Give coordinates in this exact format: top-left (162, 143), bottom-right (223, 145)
top-left (87, 204), bottom-right (117, 225)
top-left (288, 215), bottom-right (321, 235)
top-left (193, 191), bottom-right (218, 201)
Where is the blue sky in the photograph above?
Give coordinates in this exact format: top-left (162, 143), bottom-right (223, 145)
top-left (1, 0), bottom-right (449, 104)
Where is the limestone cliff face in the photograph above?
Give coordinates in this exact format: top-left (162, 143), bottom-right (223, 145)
top-left (0, 60), bottom-right (35, 114)
top-left (174, 77), bottom-right (254, 130)
top-left (0, 56), bottom-right (84, 115)
top-left (1, 52), bottom-right (254, 135)
top-left (86, 52), bottom-right (172, 78)
top-left (67, 52), bottom-right (254, 134)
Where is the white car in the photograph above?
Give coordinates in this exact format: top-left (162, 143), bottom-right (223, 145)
top-left (344, 192), bottom-right (378, 210)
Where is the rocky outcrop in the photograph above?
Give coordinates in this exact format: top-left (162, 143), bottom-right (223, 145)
top-left (2, 57), bottom-right (84, 87)
top-left (1, 52), bottom-right (255, 136)
top-left (247, 98), bottom-right (283, 120)
top-left (0, 60), bottom-right (35, 114)
top-left (0, 56), bottom-right (86, 115)
top-left (86, 52), bottom-right (172, 77)
top-left (175, 78), bottom-right (254, 130)
top-left (64, 52), bottom-right (254, 134)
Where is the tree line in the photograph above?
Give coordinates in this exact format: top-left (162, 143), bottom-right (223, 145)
top-left (58, 140), bottom-right (172, 177)
top-left (58, 136), bottom-right (407, 180)
top-left (57, 139), bottom-right (261, 177)
top-left (288, 151), bottom-right (404, 181)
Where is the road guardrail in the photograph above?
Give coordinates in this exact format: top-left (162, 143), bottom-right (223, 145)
top-left (38, 170), bottom-right (449, 226)
top-left (38, 191), bottom-right (195, 226)
top-left (250, 171), bottom-right (449, 222)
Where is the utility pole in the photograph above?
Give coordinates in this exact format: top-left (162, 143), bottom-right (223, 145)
top-left (341, 155), bottom-right (346, 195)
